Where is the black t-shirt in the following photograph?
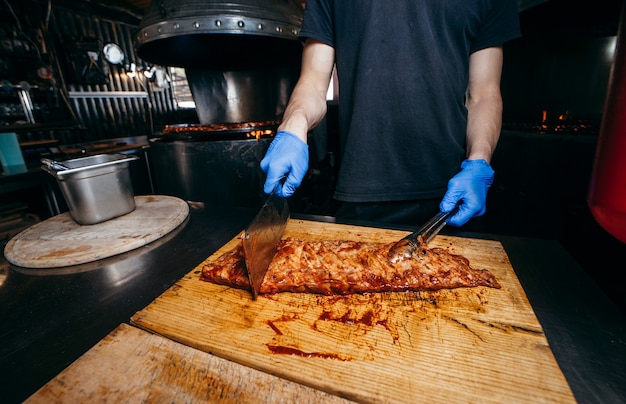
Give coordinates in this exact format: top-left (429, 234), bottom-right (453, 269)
top-left (300, 0), bottom-right (521, 202)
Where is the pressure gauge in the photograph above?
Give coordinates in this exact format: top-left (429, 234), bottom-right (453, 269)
top-left (103, 43), bottom-right (125, 65)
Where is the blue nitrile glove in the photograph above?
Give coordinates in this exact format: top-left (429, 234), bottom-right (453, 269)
top-left (439, 159), bottom-right (495, 227)
top-left (260, 130), bottom-right (309, 197)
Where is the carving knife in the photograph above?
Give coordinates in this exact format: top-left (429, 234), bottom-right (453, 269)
top-left (241, 192), bottom-right (289, 299)
top-left (387, 202), bottom-right (461, 263)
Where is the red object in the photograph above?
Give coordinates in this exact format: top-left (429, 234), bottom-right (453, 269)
top-left (587, 3), bottom-right (626, 243)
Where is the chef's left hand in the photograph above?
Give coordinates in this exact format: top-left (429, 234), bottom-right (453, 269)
top-left (440, 159), bottom-right (495, 227)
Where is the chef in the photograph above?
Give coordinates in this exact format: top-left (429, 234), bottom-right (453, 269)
top-left (261, 0), bottom-right (521, 227)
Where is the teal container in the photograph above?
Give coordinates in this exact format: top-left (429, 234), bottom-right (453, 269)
top-left (0, 132), bottom-right (27, 175)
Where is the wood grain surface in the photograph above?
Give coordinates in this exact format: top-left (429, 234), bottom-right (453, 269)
top-left (3, 195), bottom-right (189, 269)
top-left (26, 323), bottom-right (353, 403)
top-left (131, 219), bottom-right (576, 403)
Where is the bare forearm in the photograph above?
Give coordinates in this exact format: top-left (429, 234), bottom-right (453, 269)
top-left (465, 93), bottom-right (502, 163)
top-left (277, 39), bottom-right (335, 143)
top-left (465, 46), bottom-right (504, 164)
top-left (278, 81), bottom-right (329, 143)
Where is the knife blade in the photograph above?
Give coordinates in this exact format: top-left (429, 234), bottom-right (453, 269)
top-left (241, 192), bottom-right (289, 299)
top-left (387, 202), bottom-right (461, 263)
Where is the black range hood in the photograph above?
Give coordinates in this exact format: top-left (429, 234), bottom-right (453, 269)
top-left (135, 0), bottom-right (304, 124)
top-left (135, 0), bottom-right (303, 69)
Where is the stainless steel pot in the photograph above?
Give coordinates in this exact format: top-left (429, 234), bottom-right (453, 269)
top-left (42, 153), bottom-right (139, 225)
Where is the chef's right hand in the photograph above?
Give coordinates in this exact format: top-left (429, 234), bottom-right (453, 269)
top-left (260, 130), bottom-right (309, 197)
top-left (440, 159), bottom-right (494, 226)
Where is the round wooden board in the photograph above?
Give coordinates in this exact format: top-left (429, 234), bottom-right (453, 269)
top-left (4, 195), bottom-right (189, 269)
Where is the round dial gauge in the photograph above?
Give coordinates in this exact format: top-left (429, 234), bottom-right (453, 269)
top-left (103, 43), bottom-right (125, 64)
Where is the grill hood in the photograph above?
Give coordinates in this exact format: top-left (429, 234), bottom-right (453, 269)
top-left (136, 0), bottom-right (304, 124)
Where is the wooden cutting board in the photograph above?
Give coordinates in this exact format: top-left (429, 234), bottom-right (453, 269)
top-left (26, 323), bottom-right (353, 403)
top-left (3, 195), bottom-right (189, 269)
top-left (131, 219), bottom-right (576, 403)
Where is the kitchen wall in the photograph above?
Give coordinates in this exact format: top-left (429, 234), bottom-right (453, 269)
top-left (0, 0), bottom-right (186, 144)
top-left (1, 0), bottom-right (176, 243)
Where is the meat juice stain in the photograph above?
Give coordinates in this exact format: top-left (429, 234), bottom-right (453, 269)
top-left (264, 296), bottom-right (400, 359)
top-left (265, 314), bottom-right (353, 360)
top-left (266, 345), bottom-right (348, 361)
top-left (314, 306), bottom-right (400, 342)
top-left (266, 320), bottom-right (283, 335)
top-left (264, 290), bottom-right (482, 359)
top-left (316, 309), bottom-right (375, 328)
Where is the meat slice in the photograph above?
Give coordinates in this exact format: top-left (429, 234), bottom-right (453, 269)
top-left (200, 237), bottom-right (500, 295)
